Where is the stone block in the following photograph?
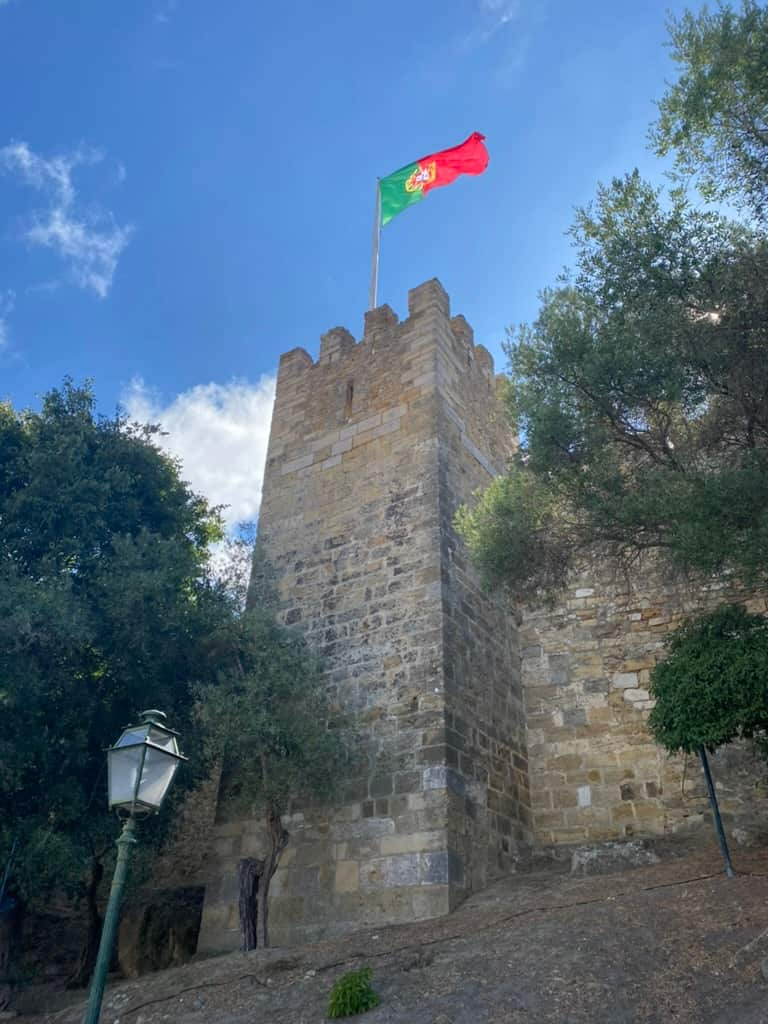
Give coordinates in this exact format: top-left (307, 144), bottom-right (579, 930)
top-left (554, 789), bottom-right (578, 809)
top-left (411, 886), bottom-right (450, 921)
top-left (622, 688), bottom-right (650, 702)
top-left (281, 453), bottom-right (314, 475)
top-left (408, 278), bottom-right (449, 318)
top-left (361, 853), bottom-right (421, 891)
top-left (394, 770), bottom-right (422, 794)
top-left (577, 785), bottom-right (592, 808)
top-left (379, 831), bottom-right (444, 856)
top-left (548, 654), bottom-right (571, 685)
top-left (370, 774), bottom-right (393, 798)
top-left (563, 707), bottom-right (587, 727)
top-left (422, 765), bottom-right (448, 790)
top-left (612, 672), bottom-right (639, 689)
top-left (335, 861), bottom-right (359, 894)
top-left (421, 850), bottom-right (449, 884)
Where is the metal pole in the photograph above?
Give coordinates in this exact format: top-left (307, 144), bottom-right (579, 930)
top-left (368, 180), bottom-right (381, 311)
top-left (82, 817), bottom-right (137, 1024)
top-left (699, 746), bottom-right (735, 878)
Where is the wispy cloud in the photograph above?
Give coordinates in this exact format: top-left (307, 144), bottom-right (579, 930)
top-left (0, 141), bottom-right (132, 298)
top-left (462, 0), bottom-right (523, 50)
top-left (122, 376), bottom-right (277, 531)
top-left (0, 290), bottom-right (16, 351)
top-left (154, 0), bottom-right (177, 24)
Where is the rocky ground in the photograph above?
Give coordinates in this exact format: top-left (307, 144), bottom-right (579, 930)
top-left (16, 842), bottom-right (768, 1024)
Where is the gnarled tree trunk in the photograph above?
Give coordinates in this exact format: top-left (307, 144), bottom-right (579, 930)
top-left (237, 806), bottom-right (289, 951)
top-left (237, 857), bottom-right (263, 952)
top-left (257, 806), bottom-right (289, 949)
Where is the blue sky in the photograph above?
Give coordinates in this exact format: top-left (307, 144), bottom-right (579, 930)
top-left (0, 0), bottom-right (692, 525)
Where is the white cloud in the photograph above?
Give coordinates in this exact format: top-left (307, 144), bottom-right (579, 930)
top-left (480, 0), bottom-right (521, 19)
top-left (462, 0), bottom-right (522, 49)
top-left (122, 376), bottom-right (277, 530)
top-left (0, 141), bottom-right (132, 298)
top-left (0, 289), bottom-right (15, 350)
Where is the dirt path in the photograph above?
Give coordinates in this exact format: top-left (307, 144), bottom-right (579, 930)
top-left (22, 844), bottom-right (768, 1024)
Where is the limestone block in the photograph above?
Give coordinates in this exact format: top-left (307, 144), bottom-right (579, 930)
top-left (335, 861), bottom-right (359, 893)
top-left (612, 672), bottom-right (639, 689)
top-left (622, 688), bottom-right (650, 702)
top-left (379, 831), bottom-right (444, 856)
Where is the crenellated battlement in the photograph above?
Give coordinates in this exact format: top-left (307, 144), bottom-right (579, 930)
top-left (276, 279), bottom-right (495, 386)
top-left (199, 278), bottom-right (526, 953)
top-left (265, 280), bottom-right (509, 490)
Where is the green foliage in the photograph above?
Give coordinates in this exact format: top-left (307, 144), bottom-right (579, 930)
top-left (195, 606), bottom-right (348, 818)
top-left (454, 470), bottom-right (569, 599)
top-left (327, 966), bottom-right (380, 1018)
top-left (457, 173), bottom-right (768, 600)
top-left (194, 542), bottom-right (348, 950)
top-left (648, 604), bottom-right (768, 753)
top-left (652, 1), bottom-right (768, 220)
top-left (0, 380), bottom-right (229, 917)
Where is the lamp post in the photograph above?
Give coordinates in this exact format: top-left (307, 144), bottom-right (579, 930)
top-left (82, 710), bottom-right (187, 1024)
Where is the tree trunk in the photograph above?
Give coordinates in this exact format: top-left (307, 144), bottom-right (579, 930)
top-left (237, 808), bottom-right (289, 951)
top-left (237, 857), bottom-right (263, 952)
top-left (256, 806), bottom-right (289, 950)
top-left (66, 858), bottom-right (104, 989)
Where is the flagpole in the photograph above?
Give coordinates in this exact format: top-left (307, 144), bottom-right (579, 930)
top-left (368, 179), bottom-right (381, 310)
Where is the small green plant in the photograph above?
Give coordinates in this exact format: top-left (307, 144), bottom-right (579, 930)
top-left (327, 966), bottom-right (380, 1018)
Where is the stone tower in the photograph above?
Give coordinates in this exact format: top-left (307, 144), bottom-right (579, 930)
top-left (198, 280), bottom-right (530, 951)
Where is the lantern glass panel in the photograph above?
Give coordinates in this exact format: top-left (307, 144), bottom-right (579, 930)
top-left (108, 744), bottom-right (144, 809)
top-left (114, 726), bottom-right (150, 748)
top-left (146, 726), bottom-right (178, 753)
top-left (138, 745), bottom-right (180, 809)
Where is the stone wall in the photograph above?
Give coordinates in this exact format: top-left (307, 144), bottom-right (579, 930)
top-left (521, 567), bottom-right (768, 847)
top-left (197, 280), bottom-right (529, 952)
top-left (194, 277), bottom-right (768, 955)
top-left (433, 315), bottom-right (529, 897)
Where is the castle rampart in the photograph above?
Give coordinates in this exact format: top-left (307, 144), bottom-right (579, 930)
top-left (197, 280), bottom-right (529, 951)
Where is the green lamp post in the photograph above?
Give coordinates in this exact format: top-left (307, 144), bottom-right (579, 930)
top-left (82, 710), bottom-right (187, 1024)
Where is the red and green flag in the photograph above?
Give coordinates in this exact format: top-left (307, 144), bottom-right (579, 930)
top-left (379, 131), bottom-right (489, 226)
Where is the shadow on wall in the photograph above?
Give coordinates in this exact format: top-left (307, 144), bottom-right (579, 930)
top-left (118, 886), bottom-right (205, 977)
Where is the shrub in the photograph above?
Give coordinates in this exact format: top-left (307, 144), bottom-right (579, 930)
top-left (648, 604), bottom-right (768, 753)
top-left (327, 966), bottom-right (380, 1019)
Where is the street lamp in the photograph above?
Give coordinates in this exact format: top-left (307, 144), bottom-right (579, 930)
top-left (83, 710), bottom-right (187, 1024)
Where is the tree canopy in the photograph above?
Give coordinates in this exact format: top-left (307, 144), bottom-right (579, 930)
top-left (652, 0), bottom-right (768, 220)
top-left (648, 604), bottom-right (768, 753)
top-left (195, 597), bottom-right (348, 949)
top-left (0, 379), bottom-right (347, 976)
top-left (457, 173), bottom-right (768, 600)
top-left (197, 607), bottom-right (346, 821)
top-left (0, 380), bottom-right (229, 981)
top-left (459, 3), bottom-right (768, 602)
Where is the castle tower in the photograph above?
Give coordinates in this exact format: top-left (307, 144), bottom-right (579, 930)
top-left (198, 280), bottom-right (531, 951)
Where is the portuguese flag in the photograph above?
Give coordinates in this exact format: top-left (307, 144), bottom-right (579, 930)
top-left (379, 132), bottom-right (489, 226)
